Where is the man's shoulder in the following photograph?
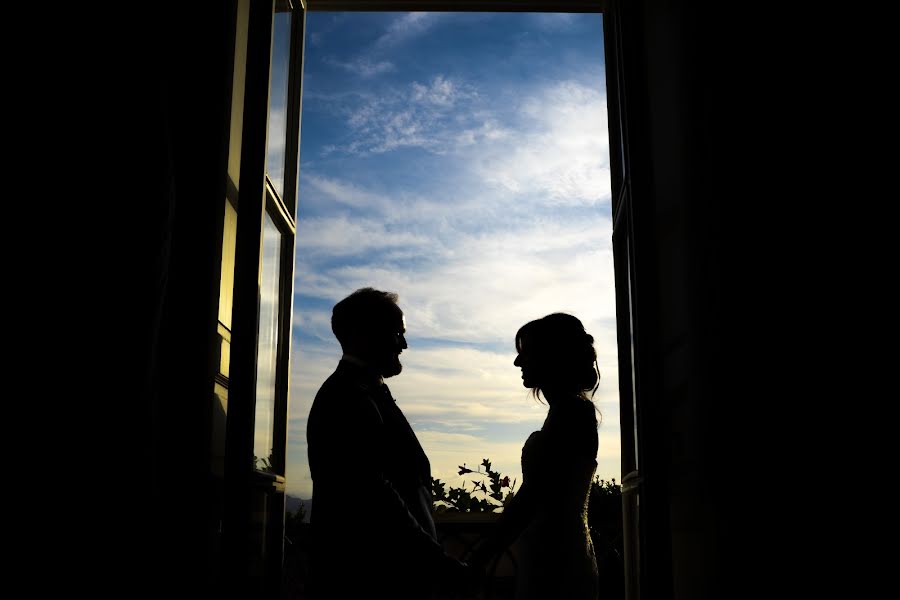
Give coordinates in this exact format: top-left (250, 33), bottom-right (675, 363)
top-left (311, 364), bottom-right (381, 412)
top-left (308, 376), bottom-right (384, 437)
top-left (317, 363), bottom-right (373, 394)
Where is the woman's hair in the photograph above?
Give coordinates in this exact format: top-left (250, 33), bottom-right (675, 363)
top-left (516, 313), bottom-right (601, 407)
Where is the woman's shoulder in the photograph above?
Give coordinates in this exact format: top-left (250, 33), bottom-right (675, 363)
top-left (525, 429), bottom-right (543, 443)
top-left (522, 429), bottom-right (545, 452)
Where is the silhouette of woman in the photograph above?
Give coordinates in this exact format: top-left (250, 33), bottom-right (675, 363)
top-left (473, 313), bottom-right (601, 600)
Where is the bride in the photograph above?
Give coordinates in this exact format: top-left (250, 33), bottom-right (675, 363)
top-left (472, 313), bottom-right (601, 600)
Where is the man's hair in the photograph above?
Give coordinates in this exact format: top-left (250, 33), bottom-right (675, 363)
top-left (331, 287), bottom-right (400, 347)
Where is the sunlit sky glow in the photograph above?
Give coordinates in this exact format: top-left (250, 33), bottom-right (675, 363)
top-left (287, 11), bottom-right (619, 502)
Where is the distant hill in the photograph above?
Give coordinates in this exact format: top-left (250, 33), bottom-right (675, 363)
top-left (286, 495), bottom-right (312, 523)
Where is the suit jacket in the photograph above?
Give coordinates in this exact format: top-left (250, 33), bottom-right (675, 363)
top-left (307, 359), bottom-right (449, 599)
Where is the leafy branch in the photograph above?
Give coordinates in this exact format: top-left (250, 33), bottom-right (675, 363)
top-left (432, 458), bottom-right (517, 514)
top-left (590, 477), bottom-right (621, 498)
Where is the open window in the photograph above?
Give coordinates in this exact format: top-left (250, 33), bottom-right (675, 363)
top-left (217, 1), bottom-right (307, 597)
top-left (220, 2), bottom-right (649, 599)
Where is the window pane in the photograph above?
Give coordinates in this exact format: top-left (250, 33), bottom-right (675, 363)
top-left (254, 211), bottom-right (282, 472)
top-left (219, 200), bottom-right (238, 329)
top-left (266, 11), bottom-right (292, 200)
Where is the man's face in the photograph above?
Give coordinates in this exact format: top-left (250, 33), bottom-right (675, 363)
top-left (372, 310), bottom-right (407, 378)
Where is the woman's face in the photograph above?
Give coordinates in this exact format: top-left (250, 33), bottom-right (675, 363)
top-left (514, 337), bottom-right (539, 388)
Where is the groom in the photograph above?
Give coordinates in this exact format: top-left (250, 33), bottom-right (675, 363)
top-left (306, 287), bottom-right (475, 599)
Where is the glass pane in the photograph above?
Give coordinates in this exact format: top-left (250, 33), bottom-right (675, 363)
top-left (219, 200), bottom-right (238, 329)
top-left (266, 11), bottom-right (292, 201)
top-left (254, 211), bottom-right (282, 472)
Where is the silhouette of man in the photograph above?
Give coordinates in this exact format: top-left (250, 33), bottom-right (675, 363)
top-left (306, 288), bottom-right (473, 599)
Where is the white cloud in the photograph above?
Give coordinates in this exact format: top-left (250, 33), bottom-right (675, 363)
top-left (324, 56), bottom-right (395, 78)
top-left (319, 76), bottom-right (478, 156)
top-left (294, 216), bottom-right (617, 346)
top-left (411, 75), bottom-right (474, 107)
top-left (454, 119), bottom-right (511, 147)
top-left (304, 173), bottom-right (393, 211)
top-left (473, 81), bottom-right (610, 206)
top-left (529, 13), bottom-right (581, 32)
top-left (290, 305), bottom-right (336, 345)
top-left (315, 78), bottom-right (609, 208)
top-left (295, 214), bottom-right (432, 257)
top-left (374, 12), bottom-right (442, 49)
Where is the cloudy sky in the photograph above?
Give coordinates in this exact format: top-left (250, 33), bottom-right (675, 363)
top-left (286, 11), bottom-right (618, 503)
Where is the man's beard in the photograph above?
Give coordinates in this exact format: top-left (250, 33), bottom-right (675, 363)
top-left (379, 354), bottom-right (403, 378)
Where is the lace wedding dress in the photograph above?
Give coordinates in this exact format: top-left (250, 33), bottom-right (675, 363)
top-left (510, 401), bottom-right (599, 600)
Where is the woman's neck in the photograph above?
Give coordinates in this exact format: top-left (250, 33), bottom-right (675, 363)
top-left (543, 389), bottom-right (583, 406)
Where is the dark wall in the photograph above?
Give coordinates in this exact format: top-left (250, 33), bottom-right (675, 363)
top-left (118, 2), bottom-right (237, 596)
top-left (620, 1), bottom-right (748, 598)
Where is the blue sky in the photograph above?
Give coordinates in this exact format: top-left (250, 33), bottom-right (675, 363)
top-left (287, 11), bottom-right (618, 502)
